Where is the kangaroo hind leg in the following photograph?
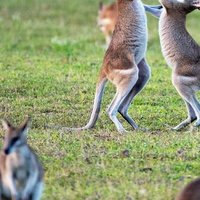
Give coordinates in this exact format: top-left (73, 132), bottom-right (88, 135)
top-left (107, 67), bottom-right (139, 133)
top-left (173, 101), bottom-right (197, 130)
top-left (118, 58), bottom-right (150, 130)
top-left (172, 75), bottom-right (200, 130)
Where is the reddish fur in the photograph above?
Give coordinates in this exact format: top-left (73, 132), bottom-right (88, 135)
top-left (98, 2), bottom-right (118, 44)
top-left (99, 0), bottom-right (140, 83)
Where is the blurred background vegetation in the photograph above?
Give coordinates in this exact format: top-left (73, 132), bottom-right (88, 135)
top-left (0, 0), bottom-right (200, 199)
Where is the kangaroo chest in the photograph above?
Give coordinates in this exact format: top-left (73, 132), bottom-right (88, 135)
top-left (3, 152), bottom-right (31, 183)
top-left (159, 11), bottom-right (200, 68)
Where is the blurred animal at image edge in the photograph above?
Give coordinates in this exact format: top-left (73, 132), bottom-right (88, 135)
top-left (176, 178), bottom-right (200, 200)
top-left (0, 117), bottom-right (44, 200)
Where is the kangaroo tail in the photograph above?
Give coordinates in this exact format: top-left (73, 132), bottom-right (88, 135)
top-left (46, 72), bottom-right (107, 132)
top-left (82, 73), bottom-right (108, 130)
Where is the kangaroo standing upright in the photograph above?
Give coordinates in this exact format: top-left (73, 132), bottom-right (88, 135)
top-left (69, 0), bottom-right (151, 133)
top-left (158, 0), bottom-right (200, 130)
top-left (98, 2), bottom-right (118, 46)
top-left (0, 118), bottom-right (44, 200)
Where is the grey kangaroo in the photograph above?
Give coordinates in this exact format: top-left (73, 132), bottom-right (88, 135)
top-left (0, 117), bottom-right (43, 200)
top-left (152, 0), bottom-right (200, 130)
top-left (67, 0), bottom-right (151, 133)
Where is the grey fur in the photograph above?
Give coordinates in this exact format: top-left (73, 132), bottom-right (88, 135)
top-left (0, 118), bottom-right (44, 200)
top-left (158, 0), bottom-right (200, 130)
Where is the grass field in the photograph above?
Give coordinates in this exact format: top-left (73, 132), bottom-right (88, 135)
top-left (0, 0), bottom-right (200, 199)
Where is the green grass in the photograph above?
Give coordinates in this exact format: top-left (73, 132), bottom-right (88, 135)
top-left (0, 0), bottom-right (200, 199)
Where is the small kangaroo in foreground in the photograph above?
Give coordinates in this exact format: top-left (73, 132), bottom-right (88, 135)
top-left (68, 0), bottom-right (151, 133)
top-left (176, 178), bottom-right (200, 200)
top-left (98, 1), bottom-right (162, 45)
top-left (157, 0), bottom-right (200, 130)
top-left (0, 118), bottom-right (43, 200)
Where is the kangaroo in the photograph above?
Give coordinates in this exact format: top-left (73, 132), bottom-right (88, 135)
top-left (64, 0), bottom-right (151, 133)
top-left (98, 2), bottom-right (117, 46)
top-left (157, 0), bottom-right (200, 130)
top-left (98, 1), bottom-right (162, 46)
top-left (176, 178), bottom-right (200, 200)
top-left (0, 117), bottom-right (43, 200)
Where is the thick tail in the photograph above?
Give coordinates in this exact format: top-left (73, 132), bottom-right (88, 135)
top-left (144, 4), bottom-right (163, 18)
top-left (82, 75), bottom-right (108, 130)
top-left (46, 73), bottom-right (107, 132)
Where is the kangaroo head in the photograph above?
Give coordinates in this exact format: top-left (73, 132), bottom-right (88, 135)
top-left (159, 0), bottom-right (200, 12)
top-left (1, 117), bottom-right (30, 155)
top-left (98, 2), bottom-right (117, 31)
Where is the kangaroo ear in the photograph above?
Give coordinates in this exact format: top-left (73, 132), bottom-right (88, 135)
top-left (144, 5), bottom-right (163, 18)
top-left (19, 116), bottom-right (31, 136)
top-left (99, 2), bottom-right (104, 11)
top-left (2, 119), bottom-right (13, 131)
